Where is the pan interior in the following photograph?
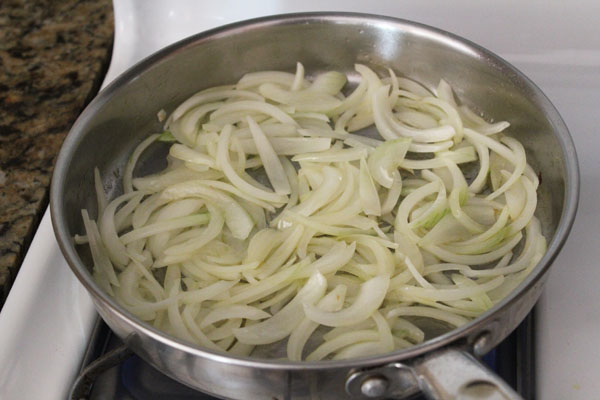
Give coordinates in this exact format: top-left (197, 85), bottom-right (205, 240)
top-left (55, 15), bottom-right (569, 362)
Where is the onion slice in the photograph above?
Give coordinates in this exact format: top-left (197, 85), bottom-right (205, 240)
top-left (233, 273), bottom-right (327, 345)
top-left (303, 275), bottom-right (390, 327)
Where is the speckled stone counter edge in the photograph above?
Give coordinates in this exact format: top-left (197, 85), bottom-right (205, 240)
top-left (0, 0), bottom-right (114, 308)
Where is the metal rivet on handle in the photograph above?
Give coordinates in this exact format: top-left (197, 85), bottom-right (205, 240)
top-left (346, 363), bottom-right (419, 398)
top-left (360, 375), bottom-right (389, 398)
top-left (473, 331), bottom-right (492, 357)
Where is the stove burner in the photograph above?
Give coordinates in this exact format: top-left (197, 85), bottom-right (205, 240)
top-left (71, 312), bottom-right (535, 400)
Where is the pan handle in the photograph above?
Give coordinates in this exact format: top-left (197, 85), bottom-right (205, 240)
top-left (345, 348), bottom-right (522, 399)
top-left (414, 349), bottom-right (523, 400)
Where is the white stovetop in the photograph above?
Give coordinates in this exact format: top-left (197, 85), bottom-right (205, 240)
top-left (1, 1), bottom-right (599, 399)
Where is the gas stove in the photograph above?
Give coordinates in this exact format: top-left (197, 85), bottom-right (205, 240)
top-left (71, 314), bottom-right (535, 400)
top-left (1, 1), bottom-right (599, 399)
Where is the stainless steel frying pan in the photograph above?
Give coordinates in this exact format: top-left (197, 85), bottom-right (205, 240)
top-left (50, 13), bottom-right (579, 400)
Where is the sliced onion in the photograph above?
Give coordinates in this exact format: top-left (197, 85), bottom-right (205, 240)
top-left (162, 180), bottom-right (254, 240)
top-left (80, 64), bottom-right (543, 361)
top-left (287, 284), bottom-right (346, 360)
top-left (200, 305), bottom-right (271, 329)
top-left (303, 275), bottom-right (390, 327)
top-left (359, 157), bottom-right (381, 216)
top-left (236, 137), bottom-right (331, 155)
top-left (233, 273), bottom-right (327, 345)
top-left (247, 116), bottom-right (291, 195)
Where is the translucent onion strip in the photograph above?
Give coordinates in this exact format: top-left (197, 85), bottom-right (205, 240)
top-left (303, 275), bottom-right (390, 327)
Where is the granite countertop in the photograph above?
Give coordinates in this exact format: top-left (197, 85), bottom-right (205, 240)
top-left (0, 0), bottom-right (113, 308)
